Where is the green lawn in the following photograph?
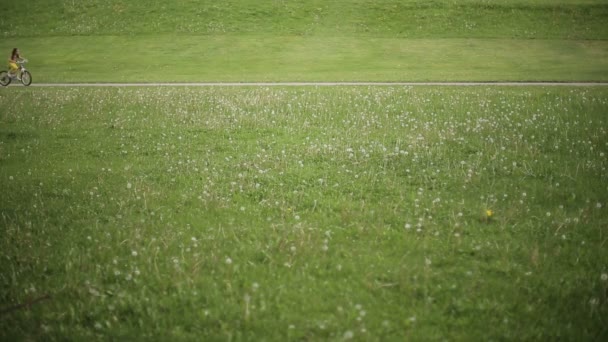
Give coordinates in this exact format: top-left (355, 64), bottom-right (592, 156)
top-left (1, 86), bottom-right (607, 340)
top-left (1, 1), bottom-right (608, 340)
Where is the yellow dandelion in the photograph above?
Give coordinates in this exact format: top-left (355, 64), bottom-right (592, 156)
top-left (486, 209), bottom-right (494, 218)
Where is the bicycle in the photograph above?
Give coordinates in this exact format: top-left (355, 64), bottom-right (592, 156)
top-left (0, 59), bottom-right (32, 86)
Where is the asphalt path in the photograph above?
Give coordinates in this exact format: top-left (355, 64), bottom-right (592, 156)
top-left (16, 82), bottom-right (608, 87)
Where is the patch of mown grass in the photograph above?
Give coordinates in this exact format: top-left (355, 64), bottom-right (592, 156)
top-left (3, 36), bottom-right (608, 82)
top-left (0, 86), bottom-right (607, 340)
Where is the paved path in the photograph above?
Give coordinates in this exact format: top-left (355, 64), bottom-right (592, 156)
top-left (23, 82), bottom-right (608, 87)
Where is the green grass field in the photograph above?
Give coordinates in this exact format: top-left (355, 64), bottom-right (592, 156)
top-left (1, 0), bottom-right (608, 340)
top-left (1, 86), bottom-right (607, 340)
top-left (1, 0), bottom-right (608, 82)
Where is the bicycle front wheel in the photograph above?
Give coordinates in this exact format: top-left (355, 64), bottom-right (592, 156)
top-left (21, 71), bottom-right (32, 86)
top-left (0, 71), bottom-right (11, 86)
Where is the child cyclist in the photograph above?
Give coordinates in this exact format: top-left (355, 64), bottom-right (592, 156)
top-left (8, 48), bottom-right (25, 79)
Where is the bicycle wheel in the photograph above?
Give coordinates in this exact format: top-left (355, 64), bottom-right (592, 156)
top-left (0, 71), bottom-right (11, 86)
top-left (21, 71), bottom-right (32, 86)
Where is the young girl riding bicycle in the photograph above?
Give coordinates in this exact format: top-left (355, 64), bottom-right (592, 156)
top-left (8, 48), bottom-right (25, 79)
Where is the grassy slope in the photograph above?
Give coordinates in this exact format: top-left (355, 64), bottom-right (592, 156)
top-left (1, 0), bottom-right (608, 82)
top-left (2, 0), bottom-right (608, 38)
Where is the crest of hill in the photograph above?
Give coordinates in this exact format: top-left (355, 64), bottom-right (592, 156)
top-left (1, 0), bottom-right (608, 39)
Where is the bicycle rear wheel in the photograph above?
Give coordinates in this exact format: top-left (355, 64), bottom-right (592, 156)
top-left (0, 71), bottom-right (11, 86)
top-left (21, 71), bottom-right (32, 86)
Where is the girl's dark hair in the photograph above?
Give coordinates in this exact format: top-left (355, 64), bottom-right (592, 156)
top-left (11, 48), bottom-right (18, 58)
